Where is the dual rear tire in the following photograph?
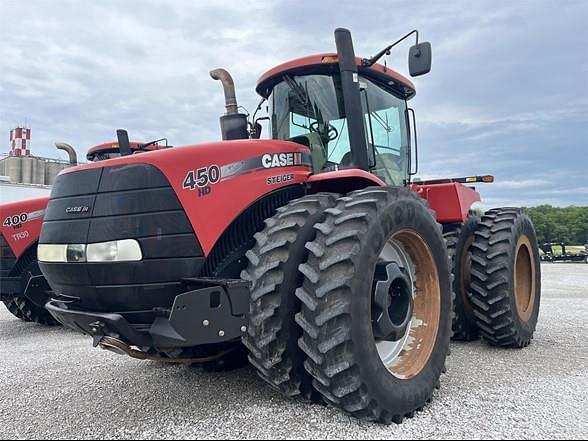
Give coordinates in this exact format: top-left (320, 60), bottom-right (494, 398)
top-left (242, 192), bottom-right (541, 423)
top-left (243, 188), bottom-right (452, 423)
top-left (444, 209), bottom-right (541, 347)
top-left (444, 216), bottom-right (480, 341)
top-left (470, 208), bottom-right (541, 347)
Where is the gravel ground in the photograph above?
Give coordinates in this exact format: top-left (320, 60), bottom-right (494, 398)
top-left (1, 263), bottom-right (587, 439)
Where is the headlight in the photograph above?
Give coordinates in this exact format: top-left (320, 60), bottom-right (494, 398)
top-left (38, 239), bottom-right (142, 263)
top-left (38, 244), bottom-right (71, 263)
top-left (86, 239), bottom-right (142, 262)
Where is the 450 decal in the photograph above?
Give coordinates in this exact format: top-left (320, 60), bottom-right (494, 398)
top-left (183, 165), bottom-right (221, 191)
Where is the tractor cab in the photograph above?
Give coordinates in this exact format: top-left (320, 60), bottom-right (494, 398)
top-left (255, 30), bottom-right (429, 187)
top-left (257, 57), bottom-right (414, 186)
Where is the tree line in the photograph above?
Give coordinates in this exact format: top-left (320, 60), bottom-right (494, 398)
top-left (524, 205), bottom-right (588, 245)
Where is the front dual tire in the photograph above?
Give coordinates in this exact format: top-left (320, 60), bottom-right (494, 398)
top-left (243, 187), bottom-right (451, 424)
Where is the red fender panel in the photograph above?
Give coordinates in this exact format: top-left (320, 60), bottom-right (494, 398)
top-left (307, 169), bottom-right (386, 193)
top-left (411, 183), bottom-right (481, 223)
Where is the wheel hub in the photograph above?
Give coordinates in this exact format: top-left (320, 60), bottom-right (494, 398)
top-left (372, 262), bottom-right (414, 341)
top-left (372, 233), bottom-right (441, 379)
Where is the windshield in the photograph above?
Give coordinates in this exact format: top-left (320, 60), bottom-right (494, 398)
top-left (268, 74), bottom-right (409, 186)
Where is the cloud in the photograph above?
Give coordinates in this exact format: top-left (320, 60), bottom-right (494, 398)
top-left (0, 0), bottom-right (586, 207)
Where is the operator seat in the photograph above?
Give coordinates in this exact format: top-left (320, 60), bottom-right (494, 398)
top-left (289, 133), bottom-right (328, 173)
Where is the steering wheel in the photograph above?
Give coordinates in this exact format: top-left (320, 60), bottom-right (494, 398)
top-left (310, 121), bottom-right (339, 142)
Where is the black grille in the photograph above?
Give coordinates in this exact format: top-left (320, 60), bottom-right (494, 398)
top-left (39, 164), bottom-right (204, 313)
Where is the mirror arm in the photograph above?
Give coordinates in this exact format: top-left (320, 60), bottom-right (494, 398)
top-left (362, 30), bottom-right (419, 67)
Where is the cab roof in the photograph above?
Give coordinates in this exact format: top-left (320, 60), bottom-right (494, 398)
top-left (256, 53), bottom-right (416, 100)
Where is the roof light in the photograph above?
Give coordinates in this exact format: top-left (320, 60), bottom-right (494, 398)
top-left (321, 56), bottom-right (339, 63)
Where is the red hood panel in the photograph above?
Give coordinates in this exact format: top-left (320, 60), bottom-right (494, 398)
top-left (57, 139), bottom-right (312, 254)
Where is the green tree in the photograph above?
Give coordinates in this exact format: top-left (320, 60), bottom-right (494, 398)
top-left (524, 205), bottom-right (588, 246)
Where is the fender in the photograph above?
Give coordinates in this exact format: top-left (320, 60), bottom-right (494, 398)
top-left (0, 197), bottom-right (48, 258)
top-left (411, 182), bottom-right (481, 223)
top-left (307, 169), bottom-right (386, 193)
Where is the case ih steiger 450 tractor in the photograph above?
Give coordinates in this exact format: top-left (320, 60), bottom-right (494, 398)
top-left (36, 28), bottom-right (541, 423)
top-left (0, 140), bottom-right (167, 325)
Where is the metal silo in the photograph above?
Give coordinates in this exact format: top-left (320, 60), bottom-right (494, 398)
top-left (45, 161), bottom-right (62, 185)
top-left (21, 157), bottom-right (33, 184)
top-left (32, 157), bottom-right (45, 185)
top-left (6, 157), bottom-right (22, 183)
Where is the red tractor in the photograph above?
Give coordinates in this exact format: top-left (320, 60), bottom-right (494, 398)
top-left (37, 29), bottom-right (541, 423)
top-left (0, 140), bottom-right (168, 325)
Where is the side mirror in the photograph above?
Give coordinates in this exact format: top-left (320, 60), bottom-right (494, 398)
top-left (409, 42), bottom-right (432, 77)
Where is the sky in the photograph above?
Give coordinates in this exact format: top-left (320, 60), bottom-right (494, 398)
top-left (0, 0), bottom-right (587, 208)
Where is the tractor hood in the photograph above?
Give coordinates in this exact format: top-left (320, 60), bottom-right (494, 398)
top-left (48, 139), bottom-right (313, 254)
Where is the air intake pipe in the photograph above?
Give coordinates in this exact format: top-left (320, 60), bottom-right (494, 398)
top-left (55, 142), bottom-right (77, 165)
top-left (209, 68), bottom-right (249, 140)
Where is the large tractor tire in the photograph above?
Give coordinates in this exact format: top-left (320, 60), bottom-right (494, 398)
top-left (443, 216), bottom-right (480, 341)
top-left (470, 208), bottom-right (541, 348)
top-left (2, 299), bottom-right (32, 322)
top-left (242, 193), bottom-right (338, 400)
top-left (296, 187), bottom-right (452, 424)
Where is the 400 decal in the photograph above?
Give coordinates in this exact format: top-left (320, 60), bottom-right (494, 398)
top-left (2, 213), bottom-right (28, 228)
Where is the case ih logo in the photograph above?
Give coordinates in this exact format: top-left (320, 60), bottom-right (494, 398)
top-left (65, 206), bottom-right (90, 214)
top-left (262, 153), bottom-right (303, 169)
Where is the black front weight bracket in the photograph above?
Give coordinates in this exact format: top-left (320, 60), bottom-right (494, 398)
top-left (47, 278), bottom-right (250, 350)
top-left (149, 278), bottom-right (249, 348)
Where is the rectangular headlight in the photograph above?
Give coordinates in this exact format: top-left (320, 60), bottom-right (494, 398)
top-left (38, 244), bottom-right (86, 263)
top-left (38, 239), bottom-right (142, 263)
top-left (38, 244), bottom-right (68, 262)
top-left (86, 239), bottom-right (142, 262)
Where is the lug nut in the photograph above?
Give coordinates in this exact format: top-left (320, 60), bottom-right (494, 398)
top-left (218, 330), bottom-right (225, 337)
top-left (202, 320), bottom-right (210, 327)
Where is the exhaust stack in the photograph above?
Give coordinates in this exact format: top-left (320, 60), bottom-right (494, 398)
top-left (210, 68), bottom-right (239, 115)
top-left (55, 142), bottom-right (77, 165)
top-left (210, 68), bottom-right (249, 140)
